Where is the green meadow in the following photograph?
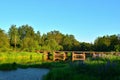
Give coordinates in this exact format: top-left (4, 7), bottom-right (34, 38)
top-left (0, 52), bottom-right (43, 64)
top-left (0, 52), bottom-right (45, 70)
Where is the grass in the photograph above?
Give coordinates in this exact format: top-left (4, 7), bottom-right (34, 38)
top-left (44, 54), bottom-right (120, 80)
top-left (0, 51), bottom-right (45, 70)
top-left (0, 52), bottom-right (43, 64)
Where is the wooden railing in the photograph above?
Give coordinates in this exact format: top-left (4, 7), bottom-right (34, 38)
top-left (36, 51), bottom-right (120, 61)
top-left (53, 52), bottom-right (66, 61)
top-left (72, 52), bottom-right (85, 61)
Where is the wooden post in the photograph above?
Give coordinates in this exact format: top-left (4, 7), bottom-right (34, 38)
top-left (72, 52), bottom-right (75, 61)
top-left (63, 52), bottom-right (66, 61)
top-left (92, 52), bottom-right (96, 58)
top-left (53, 52), bottom-right (56, 61)
top-left (83, 52), bottom-right (85, 60)
top-left (101, 52), bottom-right (104, 57)
top-left (43, 51), bottom-right (48, 61)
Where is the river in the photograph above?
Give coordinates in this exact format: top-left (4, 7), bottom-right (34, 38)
top-left (0, 68), bottom-right (49, 80)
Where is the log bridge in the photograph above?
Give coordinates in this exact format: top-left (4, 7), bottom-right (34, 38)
top-left (36, 51), bottom-right (120, 61)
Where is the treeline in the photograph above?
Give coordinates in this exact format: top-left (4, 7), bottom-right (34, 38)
top-left (0, 24), bottom-right (120, 52)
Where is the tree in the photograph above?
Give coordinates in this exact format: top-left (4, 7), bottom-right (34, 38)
top-left (94, 36), bottom-right (111, 51)
top-left (8, 25), bottom-right (19, 51)
top-left (18, 24), bottom-right (37, 51)
top-left (61, 34), bottom-right (80, 51)
top-left (46, 30), bottom-right (64, 44)
top-left (40, 30), bottom-right (64, 51)
top-left (109, 35), bottom-right (119, 51)
top-left (41, 39), bottom-right (63, 51)
top-left (115, 45), bottom-right (120, 52)
top-left (79, 42), bottom-right (93, 51)
top-left (18, 24), bottom-right (35, 40)
top-left (93, 35), bottom-right (120, 51)
top-left (34, 31), bottom-right (41, 46)
top-left (0, 29), bottom-right (9, 51)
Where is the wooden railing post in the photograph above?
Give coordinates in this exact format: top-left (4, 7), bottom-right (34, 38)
top-left (63, 52), bottom-right (66, 61)
top-left (72, 52), bottom-right (75, 61)
top-left (83, 52), bottom-right (86, 60)
top-left (53, 51), bottom-right (55, 61)
top-left (92, 52), bottom-right (96, 58)
top-left (43, 51), bottom-right (48, 61)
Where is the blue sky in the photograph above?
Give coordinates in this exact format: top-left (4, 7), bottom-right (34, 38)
top-left (0, 0), bottom-right (120, 43)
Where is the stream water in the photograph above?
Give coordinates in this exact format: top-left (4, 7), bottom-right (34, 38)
top-left (0, 68), bottom-right (49, 80)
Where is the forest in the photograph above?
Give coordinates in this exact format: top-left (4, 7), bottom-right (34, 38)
top-left (0, 24), bottom-right (120, 52)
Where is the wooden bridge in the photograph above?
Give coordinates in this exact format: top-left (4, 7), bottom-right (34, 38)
top-left (36, 51), bottom-right (120, 61)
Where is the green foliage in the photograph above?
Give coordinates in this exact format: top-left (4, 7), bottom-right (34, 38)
top-left (62, 34), bottom-right (80, 51)
top-left (1, 25), bottom-right (120, 51)
top-left (79, 42), bottom-right (93, 51)
top-left (18, 25), bottom-right (39, 51)
top-left (115, 45), bottom-right (120, 52)
top-left (8, 25), bottom-right (19, 50)
top-left (46, 30), bottom-right (64, 44)
top-left (43, 39), bottom-right (63, 51)
top-left (0, 29), bottom-right (10, 52)
top-left (94, 35), bottom-right (120, 51)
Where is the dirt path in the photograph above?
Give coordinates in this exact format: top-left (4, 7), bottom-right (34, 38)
top-left (0, 68), bottom-right (49, 80)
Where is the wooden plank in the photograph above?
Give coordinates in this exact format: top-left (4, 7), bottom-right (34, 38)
top-left (53, 52), bottom-right (66, 61)
top-left (72, 52), bottom-right (86, 61)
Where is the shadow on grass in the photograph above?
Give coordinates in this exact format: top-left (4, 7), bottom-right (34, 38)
top-left (0, 61), bottom-right (68, 71)
top-left (0, 63), bottom-right (17, 71)
top-left (0, 62), bottom-right (49, 71)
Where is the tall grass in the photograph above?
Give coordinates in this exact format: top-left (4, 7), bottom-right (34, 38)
top-left (44, 54), bottom-right (120, 80)
top-left (0, 52), bottom-right (45, 70)
top-left (0, 52), bottom-right (43, 64)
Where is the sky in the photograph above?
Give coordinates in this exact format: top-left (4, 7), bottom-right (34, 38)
top-left (0, 0), bottom-right (120, 43)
